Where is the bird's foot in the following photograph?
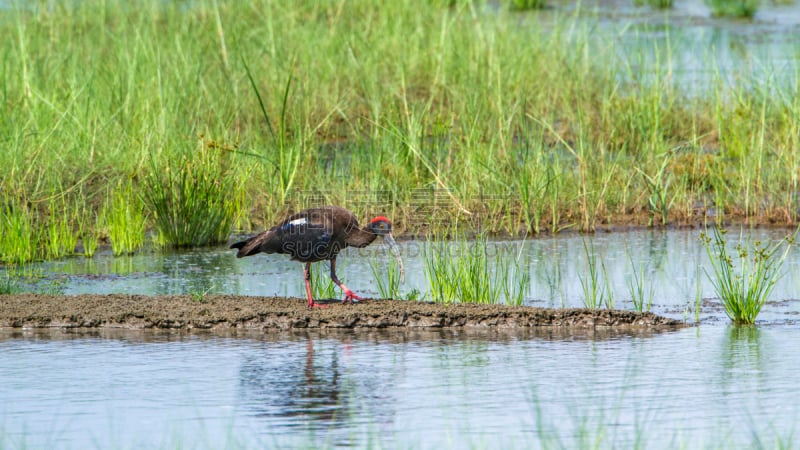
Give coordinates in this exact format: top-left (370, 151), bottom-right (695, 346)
top-left (342, 289), bottom-right (363, 304)
top-left (308, 301), bottom-right (328, 309)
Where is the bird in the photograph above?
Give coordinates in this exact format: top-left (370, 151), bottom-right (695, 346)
top-left (231, 206), bottom-right (404, 308)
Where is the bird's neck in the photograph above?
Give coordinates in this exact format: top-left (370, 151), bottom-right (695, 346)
top-left (346, 226), bottom-right (378, 248)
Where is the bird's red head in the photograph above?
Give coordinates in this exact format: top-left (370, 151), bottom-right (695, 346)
top-left (370, 216), bottom-right (392, 235)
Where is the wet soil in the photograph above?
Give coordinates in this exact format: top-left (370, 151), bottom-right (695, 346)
top-left (0, 294), bottom-right (686, 331)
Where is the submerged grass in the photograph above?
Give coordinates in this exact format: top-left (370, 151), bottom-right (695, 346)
top-left (0, 274), bottom-right (20, 294)
top-left (700, 227), bottom-right (794, 325)
top-left (1, 1), bottom-right (800, 261)
top-left (0, 267), bottom-right (66, 295)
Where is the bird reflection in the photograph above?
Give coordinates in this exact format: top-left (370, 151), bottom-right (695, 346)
top-left (238, 338), bottom-right (349, 430)
top-left (238, 332), bottom-right (410, 445)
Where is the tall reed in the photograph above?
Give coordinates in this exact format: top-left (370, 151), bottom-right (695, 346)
top-left (498, 250), bottom-right (532, 306)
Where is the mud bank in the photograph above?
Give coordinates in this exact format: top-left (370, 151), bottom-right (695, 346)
top-left (0, 294), bottom-right (687, 331)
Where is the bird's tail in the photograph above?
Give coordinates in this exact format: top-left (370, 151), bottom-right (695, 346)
top-left (230, 235), bottom-right (271, 258)
top-left (230, 239), bottom-right (252, 258)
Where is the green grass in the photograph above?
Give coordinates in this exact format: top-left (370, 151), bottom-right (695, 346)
top-left (309, 263), bottom-right (337, 300)
top-left (0, 199), bottom-right (39, 265)
top-left (0, 274), bottom-right (20, 294)
top-left (76, 202), bottom-right (100, 258)
top-left (579, 238), bottom-right (614, 309)
top-left (511, 0), bottom-right (548, 9)
top-left (637, 152), bottom-right (674, 227)
top-left (0, 267), bottom-right (66, 295)
top-left (424, 239), bottom-right (493, 304)
top-left (369, 254), bottom-right (404, 299)
top-left (700, 227), bottom-right (793, 325)
top-left (707, 0), bottom-right (759, 16)
top-left (635, 0), bottom-right (675, 8)
top-left (627, 255), bottom-right (654, 312)
top-left (1, 194), bottom-right (91, 264)
top-left (44, 197), bottom-right (80, 260)
top-left (190, 286), bottom-right (214, 303)
top-left (142, 143), bottom-right (242, 247)
top-left (101, 180), bottom-right (146, 256)
top-left (1, 1), bottom-right (799, 262)
top-left (423, 236), bottom-right (530, 305)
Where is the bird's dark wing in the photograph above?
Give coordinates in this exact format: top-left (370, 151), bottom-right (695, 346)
top-left (231, 208), bottom-right (340, 261)
top-left (276, 209), bottom-right (338, 261)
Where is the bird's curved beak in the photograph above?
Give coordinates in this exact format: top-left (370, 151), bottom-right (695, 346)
top-left (382, 233), bottom-right (405, 283)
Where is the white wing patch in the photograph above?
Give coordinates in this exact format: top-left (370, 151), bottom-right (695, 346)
top-left (289, 218), bottom-right (307, 226)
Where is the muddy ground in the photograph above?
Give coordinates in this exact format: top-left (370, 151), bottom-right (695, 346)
top-left (0, 294), bottom-right (686, 331)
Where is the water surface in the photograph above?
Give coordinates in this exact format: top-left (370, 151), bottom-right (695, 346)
top-left (1, 326), bottom-right (798, 449)
top-left (3, 229), bottom-right (800, 448)
top-left (27, 229), bottom-right (800, 324)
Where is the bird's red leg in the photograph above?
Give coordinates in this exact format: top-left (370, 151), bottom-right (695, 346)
top-left (304, 262), bottom-right (326, 309)
top-left (330, 257), bottom-right (362, 303)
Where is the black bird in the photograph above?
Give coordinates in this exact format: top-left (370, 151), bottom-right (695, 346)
top-left (231, 206), bottom-right (404, 308)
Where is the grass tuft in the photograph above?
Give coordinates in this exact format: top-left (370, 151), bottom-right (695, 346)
top-left (142, 142), bottom-right (241, 248)
top-left (511, 0), bottom-right (548, 10)
top-left (310, 263), bottom-right (337, 300)
top-left (45, 197), bottom-right (79, 260)
top-left (700, 227), bottom-right (793, 325)
top-left (101, 180), bottom-right (146, 256)
top-left (707, 0), bottom-right (759, 16)
top-left (579, 238), bottom-right (614, 309)
top-left (635, 0), bottom-right (675, 8)
top-left (369, 254), bottom-right (404, 300)
top-left (0, 274), bottom-right (20, 294)
top-left (0, 199), bottom-right (39, 265)
top-left (627, 255), bottom-right (654, 312)
top-left (424, 236), bottom-right (529, 305)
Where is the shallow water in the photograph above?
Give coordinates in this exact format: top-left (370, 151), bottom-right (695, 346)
top-left (508, 0), bottom-right (800, 96)
top-left (3, 229), bottom-right (800, 447)
top-left (1, 325), bottom-right (798, 449)
top-left (24, 229), bottom-right (800, 324)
